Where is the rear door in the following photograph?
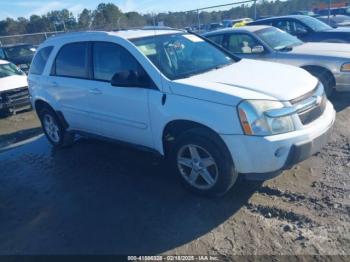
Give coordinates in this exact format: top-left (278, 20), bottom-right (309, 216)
top-left (86, 41), bottom-right (154, 148)
top-left (48, 42), bottom-right (93, 131)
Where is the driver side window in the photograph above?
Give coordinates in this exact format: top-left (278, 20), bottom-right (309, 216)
top-left (274, 20), bottom-right (308, 35)
top-left (227, 34), bottom-right (260, 54)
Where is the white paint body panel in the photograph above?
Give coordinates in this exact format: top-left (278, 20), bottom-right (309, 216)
top-left (28, 30), bottom-right (336, 174)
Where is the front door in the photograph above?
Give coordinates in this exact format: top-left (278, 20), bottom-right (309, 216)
top-left (87, 41), bottom-right (154, 148)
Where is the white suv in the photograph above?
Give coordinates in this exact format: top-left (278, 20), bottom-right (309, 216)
top-left (28, 29), bottom-right (336, 196)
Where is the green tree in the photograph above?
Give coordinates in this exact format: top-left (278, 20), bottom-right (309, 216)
top-left (78, 9), bottom-right (93, 29)
top-left (92, 3), bottom-right (123, 30)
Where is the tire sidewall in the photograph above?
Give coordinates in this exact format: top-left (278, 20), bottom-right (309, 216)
top-left (39, 108), bottom-right (65, 147)
top-left (308, 69), bottom-right (333, 97)
top-left (170, 130), bottom-right (237, 197)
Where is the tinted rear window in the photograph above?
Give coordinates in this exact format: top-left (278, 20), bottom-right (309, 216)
top-left (55, 42), bottom-right (88, 78)
top-left (29, 46), bottom-right (53, 75)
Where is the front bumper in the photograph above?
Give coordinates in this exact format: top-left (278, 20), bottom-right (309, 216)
top-left (0, 87), bottom-right (32, 115)
top-left (221, 100), bottom-right (336, 176)
top-left (334, 72), bottom-right (350, 91)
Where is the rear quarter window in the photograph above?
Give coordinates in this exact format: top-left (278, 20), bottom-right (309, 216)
top-left (29, 46), bottom-right (53, 75)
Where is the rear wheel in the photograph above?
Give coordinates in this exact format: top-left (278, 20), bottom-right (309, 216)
top-left (38, 107), bottom-right (74, 148)
top-left (170, 128), bottom-right (237, 197)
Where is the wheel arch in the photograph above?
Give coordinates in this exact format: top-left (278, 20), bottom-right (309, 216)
top-left (301, 65), bottom-right (336, 88)
top-left (34, 99), bottom-right (69, 129)
top-left (161, 119), bottom-right (230, 159)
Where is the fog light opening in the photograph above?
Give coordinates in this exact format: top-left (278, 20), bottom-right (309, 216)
top-left (275, 147), bottom-right (287, 158)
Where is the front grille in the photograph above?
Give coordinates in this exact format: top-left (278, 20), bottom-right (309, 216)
top-left (290, 85), bottom-right (327, 125)
top-left (297, 94), bottom-right (327, 125)
top-left (0, 86), bottom-right (31, 113)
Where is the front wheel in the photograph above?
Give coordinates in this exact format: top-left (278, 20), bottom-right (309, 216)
top-left (170, 128), bottom-right (238, 197)
top-left (307, 68), bottom-right (334, 97)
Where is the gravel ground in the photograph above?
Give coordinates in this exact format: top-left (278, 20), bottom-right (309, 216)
top-left (0, 94), bottom-right (349, 256)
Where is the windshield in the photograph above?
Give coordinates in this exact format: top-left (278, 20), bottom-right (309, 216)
top-left (0, 63), bottom-right (25, 78)
top-left (4, 45), bottom-right (36, 59)
top-left (132, 33), bottom-right (234, 80)
top-left (257, 27), bottom-right (303, 51)
top-left (300, 16), bottom-right (333, 32)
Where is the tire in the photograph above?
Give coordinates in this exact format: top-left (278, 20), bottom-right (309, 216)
top-left (38, 107), bottom-right (74, 148)
top-left (306, 68), bottom-right (334, 97)
top-left (170, 128), bottom-right (238, 197)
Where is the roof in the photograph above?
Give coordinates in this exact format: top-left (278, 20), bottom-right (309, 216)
top-left (0, 59), bottom-right (10, 65)
top-left (253, 15), bottom-right (308, 22)
top-left (203, 25), bottom-right (271, 35)
top-left (110, 29), bottom-right (183, 39)
top-left (45, 29), bottom-right (184, 44)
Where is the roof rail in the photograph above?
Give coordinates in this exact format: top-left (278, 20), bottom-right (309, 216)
top-left (111, 26), bottom-right (185, 32)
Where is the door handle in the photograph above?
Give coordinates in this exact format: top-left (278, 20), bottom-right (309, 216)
top-left (89, 88), bottom-right (102, 95)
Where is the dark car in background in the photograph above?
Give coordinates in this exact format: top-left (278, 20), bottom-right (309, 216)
top-left (0, 44), bottom-right (37, 74)
top-left (249, 15), bottom-right (350, 43)
top-left (317, 15), bottom-right (350, 28)
top-left (290, 10), bottom-right (317, 16)
top-left (317, 6), bottom-right (350, 17)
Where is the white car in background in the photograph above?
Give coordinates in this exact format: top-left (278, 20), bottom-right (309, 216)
top-left (28, 29), bottom-right (335, 196)
top-left (0, 60), bottom-right (30, 117)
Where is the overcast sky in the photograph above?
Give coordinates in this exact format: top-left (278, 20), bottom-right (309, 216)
top-left (0, 0), bottom-right (258, 20)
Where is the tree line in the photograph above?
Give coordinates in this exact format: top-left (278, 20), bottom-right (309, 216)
top-left (0, 0), bottom-right (347, 36)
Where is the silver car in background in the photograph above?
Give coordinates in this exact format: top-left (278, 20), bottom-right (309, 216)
top-left (204, 25), bottom-right (350, 96)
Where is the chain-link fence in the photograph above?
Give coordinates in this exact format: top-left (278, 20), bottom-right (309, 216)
top-left (184, 0), bottom-right (257, 33)
top-left (0, 31), bottom-right (64, 47)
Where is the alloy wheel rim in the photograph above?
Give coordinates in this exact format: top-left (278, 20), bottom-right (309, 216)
top-left (177, 144), bottom-right (218, 190)
top-left (43, 114), bottom-right (60, 143)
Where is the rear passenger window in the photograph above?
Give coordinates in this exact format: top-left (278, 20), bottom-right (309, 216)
top-left (29, 46), bottom-right (53, 75)
top-left (55, 42), bottom-right (88, 78)
top-left (92, 42), bottom-right (141, 82)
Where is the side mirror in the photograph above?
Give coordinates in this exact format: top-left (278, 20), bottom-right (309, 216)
top-left (111, 70), bottom-right (150, 88)
top-left (252, 45), bottom-right (265, 54)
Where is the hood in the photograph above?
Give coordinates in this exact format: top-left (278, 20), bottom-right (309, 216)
top-left (330, 27), bottom-right (350, 32)
top-left (8, 55), bottom-right (33, 65)
top-left (290, 42), bottom-right (350, 58)
top-left (337, 23), bottom-right (350, 27)
top-left (0, 75), bottom-right (28, 92)
top-left (172, 59), bottom-right (318, 106)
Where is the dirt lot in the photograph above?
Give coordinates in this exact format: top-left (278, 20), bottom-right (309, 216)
top-left (0, 94), bottom-right (349, 257)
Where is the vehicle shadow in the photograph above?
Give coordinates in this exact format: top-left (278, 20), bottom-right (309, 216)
top-left (329, 92), bottom-right (350, 113)
top-left (0, 137), bottom-right (261, 254)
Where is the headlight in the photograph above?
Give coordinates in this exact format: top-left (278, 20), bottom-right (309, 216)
top-left (238, 100), bottom-right (295, 136)
top-left (341, 63), bottom-right (350, 72)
